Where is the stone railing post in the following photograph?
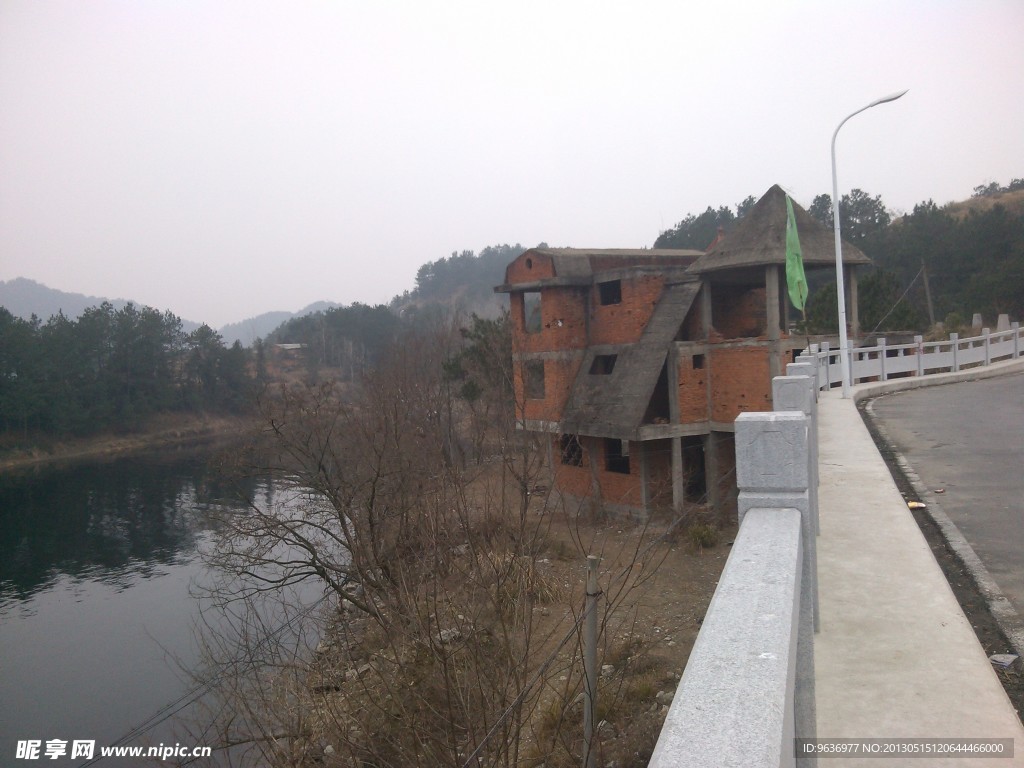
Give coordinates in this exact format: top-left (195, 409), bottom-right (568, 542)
top-left (951, 332), bottom-right (960, 372)
top-left (983, 328), bottom-right (991, 366)
top-left (878, 337), bottom-right (887, 381)
top-left (735, 410), bottom-right (817, 758)
top-left (736, 411), bottom-right (817, 631)
top-left (793, 355), bottom-right (819, 395)
top-left (1015, 322), bottom-right (1021, 359)
top-left (914, 335), bottom-right (924, 377)
top-left (777, 372), bottom-right (818, 538)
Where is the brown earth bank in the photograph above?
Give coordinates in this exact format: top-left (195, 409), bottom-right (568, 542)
top-left (0, 412), bottom-right (259, 473)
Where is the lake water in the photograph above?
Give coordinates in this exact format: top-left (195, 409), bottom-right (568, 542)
top-left (0, 448), bottom-right (319, 764)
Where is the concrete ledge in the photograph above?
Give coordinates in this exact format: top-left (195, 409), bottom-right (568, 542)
top-left (649, 507), bottom-right (803, 768)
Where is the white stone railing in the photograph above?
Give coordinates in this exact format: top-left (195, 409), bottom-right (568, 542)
top-left (648, 368), bottom-right (819, 768)
top-left (648, 323), bottom-right (1022, 766)
top-left (808, 323), bottom-right (1022, 390)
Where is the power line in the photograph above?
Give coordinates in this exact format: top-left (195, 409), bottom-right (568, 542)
top-left (869, 265), bottom-right (924, 335)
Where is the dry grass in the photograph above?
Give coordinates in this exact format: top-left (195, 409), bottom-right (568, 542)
top-left (942, 188), bottom-right (1024, 220)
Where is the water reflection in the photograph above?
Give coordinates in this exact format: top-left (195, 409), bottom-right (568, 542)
top-left (0, 450), bottom-right (261, 600)
top-left (0, 447), bottom-right (303, 761)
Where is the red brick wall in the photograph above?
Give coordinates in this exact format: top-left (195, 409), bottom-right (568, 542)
top-left (554, 436), bottom-right (594, 499)
top-left (518, 356), bottom-right (583, 423)
top-left (596, 458), bottom-right (643, 507)
top-left (709, 346), bottom-right (772, 422)
top-left (589, 274), bottom-right (665, 345)
top-left (677, 352), bottom-right (709, 423)
top-left (505, 250), bottom-right (555, 283)
top-left (514, 287), bottom-right (589, 354)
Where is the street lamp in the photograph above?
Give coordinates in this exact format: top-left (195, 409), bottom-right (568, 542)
top-left (831, 89), bottom-right (908, 397)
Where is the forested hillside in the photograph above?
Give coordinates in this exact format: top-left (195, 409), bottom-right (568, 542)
top-left (0, 303), bottom-right (254, 439)
top-left (657, 179), bottom-right (1024, 333)
top-left (3, 179), bottom-right (1019, 444)
top-left (390, 243), bottom-right (528, 318)
top-left (265, 303), bottom-right (403, 380)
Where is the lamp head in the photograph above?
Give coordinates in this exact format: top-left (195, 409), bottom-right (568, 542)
top-left (869, 89), bottom-right (909, 108)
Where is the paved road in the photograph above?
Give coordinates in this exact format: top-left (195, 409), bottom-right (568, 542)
top-left (869, 372), bottom-right (1024, 617)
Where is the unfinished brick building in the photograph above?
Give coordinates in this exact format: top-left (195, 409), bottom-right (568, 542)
top-left (495, 184), bottom-right (870, 518)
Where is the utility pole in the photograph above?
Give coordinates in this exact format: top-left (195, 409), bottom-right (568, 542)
top-left (583, 555), bottom-right (601, 768)
top-left (921, 259), bottom-right (936, 327)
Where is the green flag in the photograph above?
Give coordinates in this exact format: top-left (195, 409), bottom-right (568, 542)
top-left (785, 195), bottom-right (808, 312)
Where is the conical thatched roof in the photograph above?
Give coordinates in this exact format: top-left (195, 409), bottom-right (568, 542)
top-left (688, 184), bottom-right (871, 274)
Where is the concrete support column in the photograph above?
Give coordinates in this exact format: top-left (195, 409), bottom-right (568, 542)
top-left (639, 441), bottom-right (652, 514)
top-left (704, 431), bottom-right (720, 513)
top-left (766, 265), bottom-right (782, 379)
top-left (671, 437), bottom-right (685, 512)
top-left (588, 437), bottom-right (602, 505)
top-left (700, 281), bottom-right (713, 338)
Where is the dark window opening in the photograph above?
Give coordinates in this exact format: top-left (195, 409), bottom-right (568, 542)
top-left (682, 436), bottom-right (706, 501)
top-left (598, 280), bottom-right (622, 305)
top-left (605, 438), bottom-right (630, 474)
top-left (560, 434), bottom-right (584, 467)
top-left (589, 354), bottom-right (617, 375)
top-left (674, 306), bottom-right (699, 341)
top-left (524, 360), bottom-right (545, 399)
top-left (643, 362), bottom-right (670, 423)
top-left (525, 257), bottom-right (533, 269)
top-left (523, 291), bottom-right (542, 334)
top-left (692, 354), bottom-right (705, 369)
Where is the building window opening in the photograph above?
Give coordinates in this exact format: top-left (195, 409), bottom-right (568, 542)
top-left (598, 280), bottom-right (622, 306)
top-left (643, 362), bottom-right (670, 423)
top-left (682, 436), bottom-right (706, 500)
top-left (589, 354), bottom-right (617, 375)
top-left (524, 360), bottom-right (545, 399)
top-left (523, 291), bottom-right (542, 334)
top-left (560, 434), bottom-right (584, 467)
top-left (605, 438), bottom-right (630, 474)
top-left (692, 354), bottom-right (705, 369)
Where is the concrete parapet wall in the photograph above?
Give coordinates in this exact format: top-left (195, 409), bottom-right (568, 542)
top-left (648, 507), bottom-right (803, 768)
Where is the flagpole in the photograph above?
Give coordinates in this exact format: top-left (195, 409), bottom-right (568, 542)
top-left (830, 89), bottom-right (908, 398)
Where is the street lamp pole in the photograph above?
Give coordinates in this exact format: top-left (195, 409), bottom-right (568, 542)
top-left (831, 89), bottom-right (908, 397)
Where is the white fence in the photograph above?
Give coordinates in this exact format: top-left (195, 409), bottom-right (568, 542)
top-left (810, 324), bottom-right (1022, 390)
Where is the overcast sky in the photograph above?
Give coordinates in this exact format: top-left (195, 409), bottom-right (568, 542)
top-left (1, 1), bottom-right (1022, 328)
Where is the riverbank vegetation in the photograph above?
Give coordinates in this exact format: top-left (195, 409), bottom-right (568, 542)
top-left (185, 315), bottom-right (727, 767)
top-left (0, 302), bottom-right (258, 447)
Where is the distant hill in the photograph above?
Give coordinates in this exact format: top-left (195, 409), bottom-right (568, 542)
top-left (943, 188), bottom-right (1024, 221)
top-left (0, 278), bottom-right (343, 345)
top-left (390, 243), bottom-right (529, 319)
top-left (0, 278), bottom-right (141, 324)
top-left (219, 302), bottom-right (340, 347)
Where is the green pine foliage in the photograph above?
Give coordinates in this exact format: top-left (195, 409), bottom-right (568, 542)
top-left (0, 303), bottom-right (254, 438)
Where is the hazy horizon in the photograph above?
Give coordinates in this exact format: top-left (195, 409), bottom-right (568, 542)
top-left (2, 1), bottom-right (1022, 327)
